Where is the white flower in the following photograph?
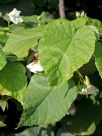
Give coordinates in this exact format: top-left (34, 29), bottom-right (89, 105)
top-left (80, 76), bottom-right (99, 95)
top-left (26, 61), bottom-right (43, 73)
top-left (87, 85), bottom-right (99, 95)
top-left (76, 11), bottom-right (80, 17)
top-left (80, 11), bottom-right (86, 17)
top-left (8, 8), bottom-right (23, 24)
top-left (81, 85), bottom-right (99, 95)
top-left (76, 10), bottom-right (86, 17)
top-left (81, 88), bottom-right (87, 94)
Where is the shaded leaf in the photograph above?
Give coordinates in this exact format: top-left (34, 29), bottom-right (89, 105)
top-left (57, 98), bottom-right (102, 136)
top-left (0, 62), bottom-right (27, 102)
top-left (0, 121), bottom-right (6, 127)
top-left (0, 30), bottom-right (8, 47)
top-left (0, 48), bottom-right (7, 70)
top-left (19, 73), bottom-right (77, 126)
top-left (95, 42), bottom-right (102, 78)
top-left (15, 126), bottom-right (54, 136)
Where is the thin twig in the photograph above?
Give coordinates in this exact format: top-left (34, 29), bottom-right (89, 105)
top-left (58, 0), bottom-right (65, 18)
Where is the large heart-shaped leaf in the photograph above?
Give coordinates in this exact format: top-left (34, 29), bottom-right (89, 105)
top-left (19, 73), bottom-right (77, 126)
top-left (0, 62), bottom-right (27, 102)
top-left (38, 19), bottom-right (96, 86)
top-left (3, 25), bottom-right (44, 59)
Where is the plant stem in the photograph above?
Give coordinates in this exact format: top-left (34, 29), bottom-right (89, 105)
top-left (7, 21), bottom-right (10, 27)
top-left (76, 70), bottom-right (84, 82)
top-left (58, 0), bottom-right (65, 18)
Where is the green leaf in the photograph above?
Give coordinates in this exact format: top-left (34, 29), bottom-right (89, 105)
top-left (0, 62), bottom-right (27, 102)
top-left (0, 48), bottom-right (7, 70)
top-left (72, 17), bottom-right (87, 28)
top-left (95, 42), bottom-right (102, 78)
top-left (0, 126), bottom-right (54, 136)
top-left (19, 73), bottom-right (77, 126)
top-left (86, 17), bottom-right (102, 32)
top-left (15, 126), bottom-right (55, 136)
top-left (10, 16), bottom-right (38, 31)
top-left (3, 25), bottom-right (43, 59)
top-left (57, 98), bottom-right (102, 136)
top-left (0, 121), bottom-right (6, 127)
top-left (0, 31), bottom-right (8, 47)
top-left (22, 15), bottom-right (38, 26)
top-left (38, 19), bottom-right (96, 86)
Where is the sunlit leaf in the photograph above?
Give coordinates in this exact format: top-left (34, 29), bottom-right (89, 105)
top-left (38, 19), bottom-right (96, 86)
top-left (3, 25), bottom-right (44, 59)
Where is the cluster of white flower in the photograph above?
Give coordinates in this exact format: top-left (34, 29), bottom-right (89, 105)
top-left (76, 10), bottom-right (86, 17)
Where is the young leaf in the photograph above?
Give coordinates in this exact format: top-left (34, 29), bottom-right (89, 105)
top-left (19, 73), bottom-right (77, 126)
top-left (3, 25), bottom-right (44, 59)
top-left (0, 48), bottom-right (7, 70)
top-left (38, 19), bottom-right (96, 86)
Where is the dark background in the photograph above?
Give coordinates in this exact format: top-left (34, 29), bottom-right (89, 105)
top-left (0, 0), bottom-right (102, 20)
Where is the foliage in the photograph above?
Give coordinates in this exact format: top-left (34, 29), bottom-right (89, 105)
top-left (0, 1), bottom-right (102, 136)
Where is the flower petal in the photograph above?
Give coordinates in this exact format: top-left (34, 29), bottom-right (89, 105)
top-left (7, 8), bottom-right (23, 24)
top-left (26, 62), bottom-right (43, 73)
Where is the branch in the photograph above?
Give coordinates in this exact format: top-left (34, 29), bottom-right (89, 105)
top-left (58, 0), bottom-right (65, 18)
